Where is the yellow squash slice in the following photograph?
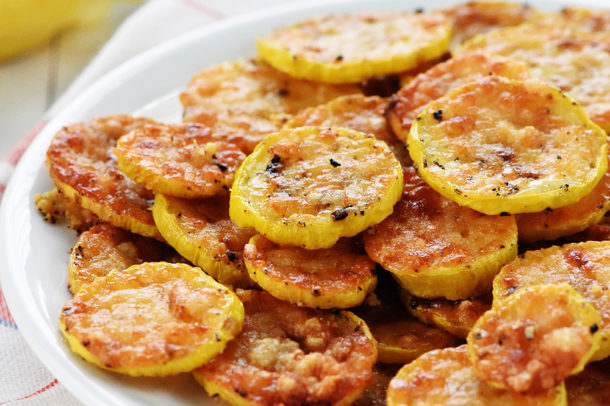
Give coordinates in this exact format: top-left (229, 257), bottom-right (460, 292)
top-left (59, 262), bottom-right (244, 377)
top-left (401, 289), bottom-right (491, 338)
top-left (180, 58), bottom-right (360, 153)
top-left (566, 358), bottom-right (610, 406)
top-left (363, 166), bottom-right (517, 300)
top-left (493, 241), bottom-right (610, 361)
top-left (441, 1), bottom-right (538, 50)
top-left (230, 126), bottom-right (403, 249)
top-left (34, 187), bottom-right (100, 233)
top-left (193, 289), bottom-right (377, 406)
top-left (256, 11), bottom-right (452, 83)
top-left (46, 115), bottom-right (162, 239)
top-left (152, 193), bottom-right (255, 289)
top-left (115, 123), bottom-right (246, 198)
top-left (387, 345), bottom-right (567, 406)
top-left (408, 76), bottom-right (608, 215)
top-left (244, 234), bottom-right (376, 309)
top-left (468, 284), bottom-right (601, 393)
top-left (516, 151), bottom-right (610, 242)
top-left (68, 223), bottom-right (183, 294)
top-left (388, 53), bottom-right (530, 142)
top-left (456, 12), bottom-right (610, 131)
top-left (284, 94), bottom-right (409, 164)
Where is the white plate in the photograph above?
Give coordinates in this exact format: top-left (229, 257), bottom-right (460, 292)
top-left (0, 0), bottom-right (606, 404)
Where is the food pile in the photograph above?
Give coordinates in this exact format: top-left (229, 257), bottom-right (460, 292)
top-left (35, 1), bottom-right (610, 405)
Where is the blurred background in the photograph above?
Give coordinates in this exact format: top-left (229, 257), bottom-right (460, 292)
top-left (0, 0), bottom-right (143, 157)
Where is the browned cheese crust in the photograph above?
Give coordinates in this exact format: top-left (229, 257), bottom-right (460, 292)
top-left (244, 234), bottom-right (376, 308)
top-left (154, 194), bottom-right (256, 288)
top-left (114, 123), bottom-right (246, 198)
top-left (494, 242), bottom-right (610, 360)
top-left (195, 290), bottom-right (376, 405)
top-left (46, 115), bottom-right (159, 237)
top-left (180, 58), bottom-right (360, 153)
top-left (409, 76), bottom-right (608, 215)
top-left (284, 94), bottom-right (409, 164)
top-left (387, 345), bottom-right (566, 406)
top-left (442, 1), bottom-right (538, 49)
top-left (68, 223), bottom-right (181, 294)
top-left (470, 285), bottom-right (599, 393)
top-left (34, 187), bottom-right (100, 233)
top-left (60, 263), bottom-right (242, 370)
top-left (363, 165), bottom-right (516, 299)
top-left (388, 53), bottom-right (530, 140)
top-left (457, 10), bottom-right (610, 131)
top-left (404, 292), bottom-right (491, 338)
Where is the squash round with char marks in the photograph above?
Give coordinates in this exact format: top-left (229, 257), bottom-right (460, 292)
top-left (193, 289), bottom-right (377, 406)
top-left (244, 234), bottom-right (376, 309)
top-left (468, 284), bottom-right (601, 393)
top-left (59, 262), bottom-right (244, 377)
top-left (408, 76), bottom-right (608, 215)
top-left (493, 241), bottom-right (610, 361)
top-left (230, 126), bottom-right (403, 249)
top-left (387, 345), bottom-right (567, 406)
top-left (363, 165), bottom-right (517, 300)
top-left (115, 123), bottom-right (246, 198)
top-left (180, 58), bottom-right (360, 153)
top-left (46, 115), bottom-right (162, 239)
top-left (152, 193), bottom-right (255, 289)
top-left (256, 11), bottom-right (452, 83)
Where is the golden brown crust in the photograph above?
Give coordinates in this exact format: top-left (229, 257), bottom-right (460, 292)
top-left (457, 12), bottom-right (610, 131)
top-left (68, 223), bottom-right (182, 294)
top-left (442, 1), bottom-right (538, 49)
top-left (195, 290), bottom-right (376, 406)
top-left (388, 53), bottom-right (530, 140)
top-left (180, 58), bottom-right (360, 153)
top-left (230, 126), bottom-right (404, 249)
top-left (115, 123), bottom-right (246, 198)
top-left (284, 94), bottom-right (408, 163)
top-left (408, 76), bottom-right (608, 215)
top-left (285, 95), bottom-right (392, 143)
top-left (60, 262), bottom-right (244, 375)
top-left (493, 241), bottom-right (610, 361)
top-left (402, 291), bottom-right (491, 338)
top-left (469, 285), bottom-right (601, 393)
top-left (256, 11), bottom-right (452, 83)
top-left (46, 115), bottom-right (159, 237)
top-left (363, 165), bottom-right (517, 300)
top-left (34, 187), bottom-right (100, 233)
top-left (152, 194), bottom-right (255, 288)
top-left (244, 234), bottom-right (377, 309)
top-left (387, 345), bottom-right (567, 406)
